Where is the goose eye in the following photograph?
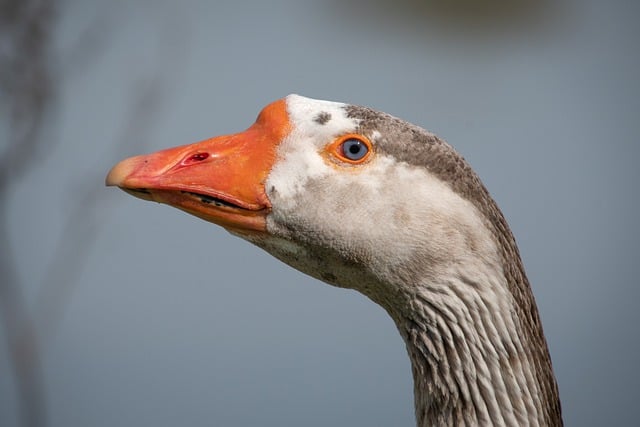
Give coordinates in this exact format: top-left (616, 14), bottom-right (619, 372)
top-left (327, 134), bottom-right (373, 164)
top-left (341, 139), bottom-right (368, 161)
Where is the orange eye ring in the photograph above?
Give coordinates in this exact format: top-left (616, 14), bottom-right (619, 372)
top-left (326, 133), bottom-right (374, 165)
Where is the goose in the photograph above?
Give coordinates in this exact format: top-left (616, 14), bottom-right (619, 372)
top-left (106, 94), bottom-right (562, 426)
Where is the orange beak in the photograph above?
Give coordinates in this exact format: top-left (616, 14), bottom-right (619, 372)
top-left (106, 99), bottom-right (290, 235)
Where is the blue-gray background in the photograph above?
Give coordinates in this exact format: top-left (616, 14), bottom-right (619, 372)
top-left (1, 0), bottom-right (638, 426)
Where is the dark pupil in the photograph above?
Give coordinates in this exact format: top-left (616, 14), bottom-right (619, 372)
top-left (348, 142), bottom-right (362, 154)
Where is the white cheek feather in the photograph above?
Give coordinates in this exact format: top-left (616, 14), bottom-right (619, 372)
top-left (268, 145), bottom-right (502, 282)
top-left (268, 93), bottom-right (502, 287)
top-left (266, 94), bottom-right (361, 207)
top-left (363, 158), bottom-right (503, 279)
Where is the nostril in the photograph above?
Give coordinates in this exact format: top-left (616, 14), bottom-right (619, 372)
top-left (192, 153), bottom-right (209, 161)
top-left (184, 152), bottom-right (209, 164)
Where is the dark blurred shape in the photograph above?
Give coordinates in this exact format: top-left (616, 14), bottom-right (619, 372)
top-left (1, 2), bottom-right (188, 426)
top-left (331, 0), bottom-right (565, 40)
top-left (1, 0), bottom-right (56, 425)
top-left (0, 0), bottom-right (55, 184)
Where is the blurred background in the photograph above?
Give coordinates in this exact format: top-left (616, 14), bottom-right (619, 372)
top-left (1, 0), bottom-right (638, 426)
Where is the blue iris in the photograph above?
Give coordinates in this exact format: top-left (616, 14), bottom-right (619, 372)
top-left (341, 139), bottom-right (368, 161)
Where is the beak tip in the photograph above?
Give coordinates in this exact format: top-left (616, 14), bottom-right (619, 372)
top-left (106, 158), bottom-right (136, 187)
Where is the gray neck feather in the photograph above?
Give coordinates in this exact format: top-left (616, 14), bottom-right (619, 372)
top-left (343, 105), bottom-right (563, 426)
top-left (397, 271), bottom-right (551, 426)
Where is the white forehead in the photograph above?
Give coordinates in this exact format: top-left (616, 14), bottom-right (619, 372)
top-left (266, 95), bottom-right (359, 210)
top-left (284, 94), bottom-right (360, 140)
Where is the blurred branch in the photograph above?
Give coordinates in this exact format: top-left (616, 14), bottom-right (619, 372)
top-left (0, 219), bottom-right (47, 427)
top-left (0, 0), bottom-right (55, 190)
top-left (0, 1), bottom-right (56, 426)
top-left (0, 2), bottom-right (189, 426)
top-left (36, 20), bottom-right (189, 337)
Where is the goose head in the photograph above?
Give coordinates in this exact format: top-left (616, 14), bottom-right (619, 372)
top-left (107, 94), bottom-right (562, 426)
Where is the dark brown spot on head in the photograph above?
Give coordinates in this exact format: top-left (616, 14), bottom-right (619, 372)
top-left (314, 111), bottom-right (331, 125)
